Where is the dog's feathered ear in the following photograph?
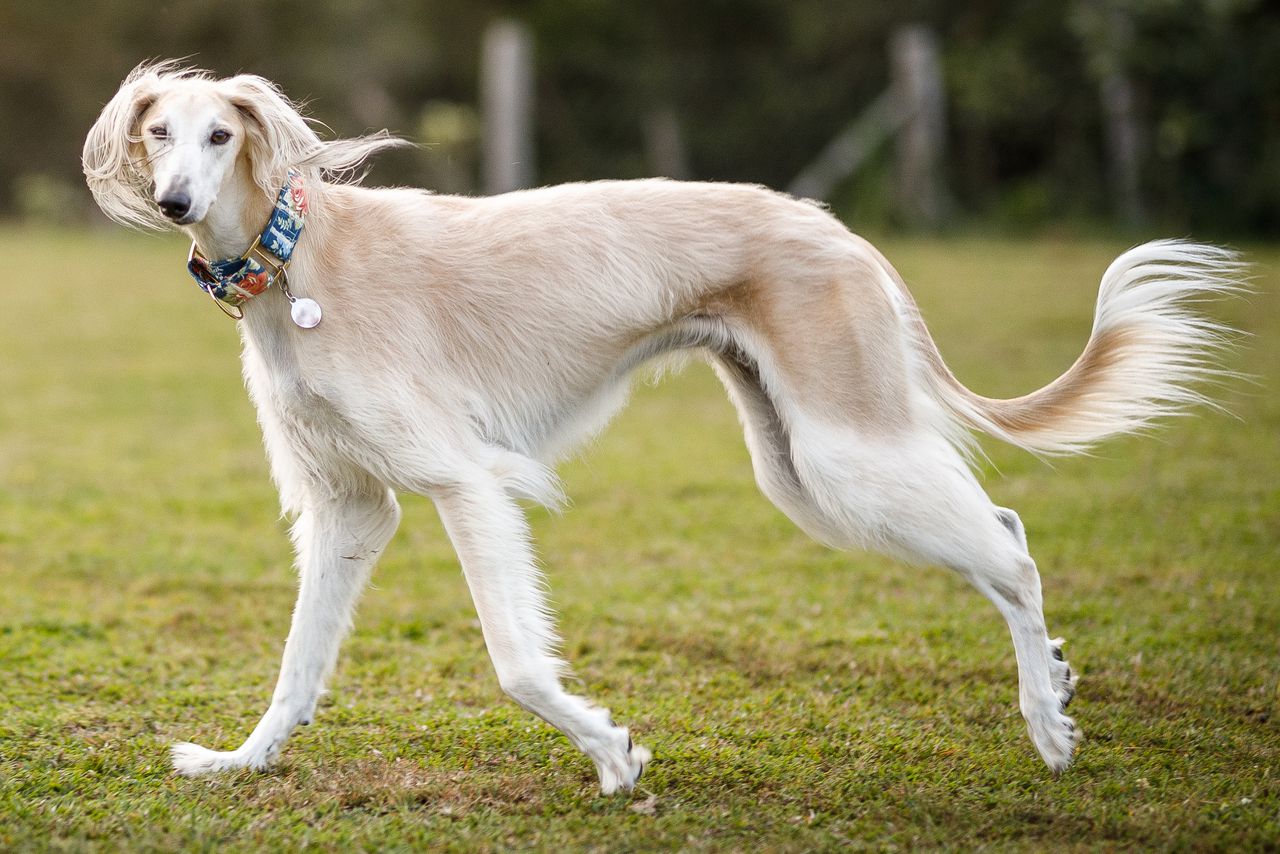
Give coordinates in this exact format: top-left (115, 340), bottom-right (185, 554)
top-left (224, 74), bottom-right (410, 193)
top-left (222, 74), bottom-right (322, 197)
top-left (82, 63), bottom-right (169, 229)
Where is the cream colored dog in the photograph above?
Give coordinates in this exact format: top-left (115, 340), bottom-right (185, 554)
top-left (83, 63), bottom-right (1242, 794)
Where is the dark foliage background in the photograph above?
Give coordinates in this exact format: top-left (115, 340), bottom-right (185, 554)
top-left (1, 0), bottom-right (1277, 234)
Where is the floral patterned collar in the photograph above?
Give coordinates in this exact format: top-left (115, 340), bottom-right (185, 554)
top-left (186, 168), bottom-right (310, 321)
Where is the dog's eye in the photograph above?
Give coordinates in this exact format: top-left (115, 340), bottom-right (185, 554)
top-left (209, 129), bottom-right (232, 145)
top-left (149, 125), bottom-right (168, 139)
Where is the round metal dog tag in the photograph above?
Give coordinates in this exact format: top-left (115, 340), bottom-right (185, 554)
top-left (290, 297), bottom-right (322, 328)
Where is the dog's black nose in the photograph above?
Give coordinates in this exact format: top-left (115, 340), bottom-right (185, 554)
top-left (157, 192), bottom-right (192, 220)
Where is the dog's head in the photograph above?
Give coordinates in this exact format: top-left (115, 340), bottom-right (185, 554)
top-left (82, 62), bottom-right (389, 230)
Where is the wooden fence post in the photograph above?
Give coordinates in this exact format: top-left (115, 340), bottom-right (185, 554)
top-left (1097, 2), bottom-right (1144, 226)
top-left (788, 24), bottom-right (949, 231)
top-left (481, 19), bottom-right (536, 195)
top-left (643, 106), bottom-right (691, 180)
top-left (890, 25), bottom-right (948, 229)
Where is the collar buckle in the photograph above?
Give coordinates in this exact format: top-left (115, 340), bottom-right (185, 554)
top-left (243, 235), bottom-right (289, 279)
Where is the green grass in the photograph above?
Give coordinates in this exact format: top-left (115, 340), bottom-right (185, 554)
top-left (0, 228), bottom-right (1276, 851)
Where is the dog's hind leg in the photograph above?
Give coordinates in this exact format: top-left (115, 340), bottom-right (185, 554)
top-left (710, 285), bottom-right (1079, 769)
top-left (430, 469), bottom-right (650, 795)
top-left (940, 504), bottom-right (1081, 773)
top-left (171, 481), bottom-right (401, 775)
top-left (710, 350), bottom-right (851, 545)
top-left (778, 420), bottom-right (1081, 771)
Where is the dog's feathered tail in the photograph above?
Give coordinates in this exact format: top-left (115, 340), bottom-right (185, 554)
top-left (900, 240), bottom-right (1248, 456)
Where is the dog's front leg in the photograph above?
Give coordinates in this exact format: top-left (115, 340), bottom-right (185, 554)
top-left (171, 487), bottom-right (401, 776)
top-left (432, 475), bottom-right (651, 795)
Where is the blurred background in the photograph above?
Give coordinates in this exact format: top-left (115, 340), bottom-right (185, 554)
top-left (3, 0), bottom-right (1279, 237)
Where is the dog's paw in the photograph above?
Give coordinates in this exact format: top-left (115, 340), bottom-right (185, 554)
top-left (171, 742), bottom-right (270, 777)
top-left (594, 729), bottom-right (651, 796)
top-left (171, 742), bottom-right (232, 776)
top-left (1024, 705), bottom-right (1080, 774)
top-left (1048, 637), bottom-right (1078, 711)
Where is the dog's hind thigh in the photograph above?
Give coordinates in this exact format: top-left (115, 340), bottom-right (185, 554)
top-left (430, 471), bottom-right (650, 795)
top-left (784, 424), bottom-right (1080, 771)
top-left (710, 353), bottom-right (851, 544)
top-left (171, 480), bottom-right (401, 775)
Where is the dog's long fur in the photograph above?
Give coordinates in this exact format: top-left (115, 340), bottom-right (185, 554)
top-left (83, 63), bottom-right (1244, 793)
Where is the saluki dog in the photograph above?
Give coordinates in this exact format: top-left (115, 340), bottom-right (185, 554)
top-left (83, 63), bottom-right (1242, 794)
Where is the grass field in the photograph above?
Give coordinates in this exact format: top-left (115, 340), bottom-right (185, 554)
top-left (0, 228), bottom-right (1276, 851)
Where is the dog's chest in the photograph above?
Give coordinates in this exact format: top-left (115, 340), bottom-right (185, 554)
top-left (241, 322), bottom-right (365, 462)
